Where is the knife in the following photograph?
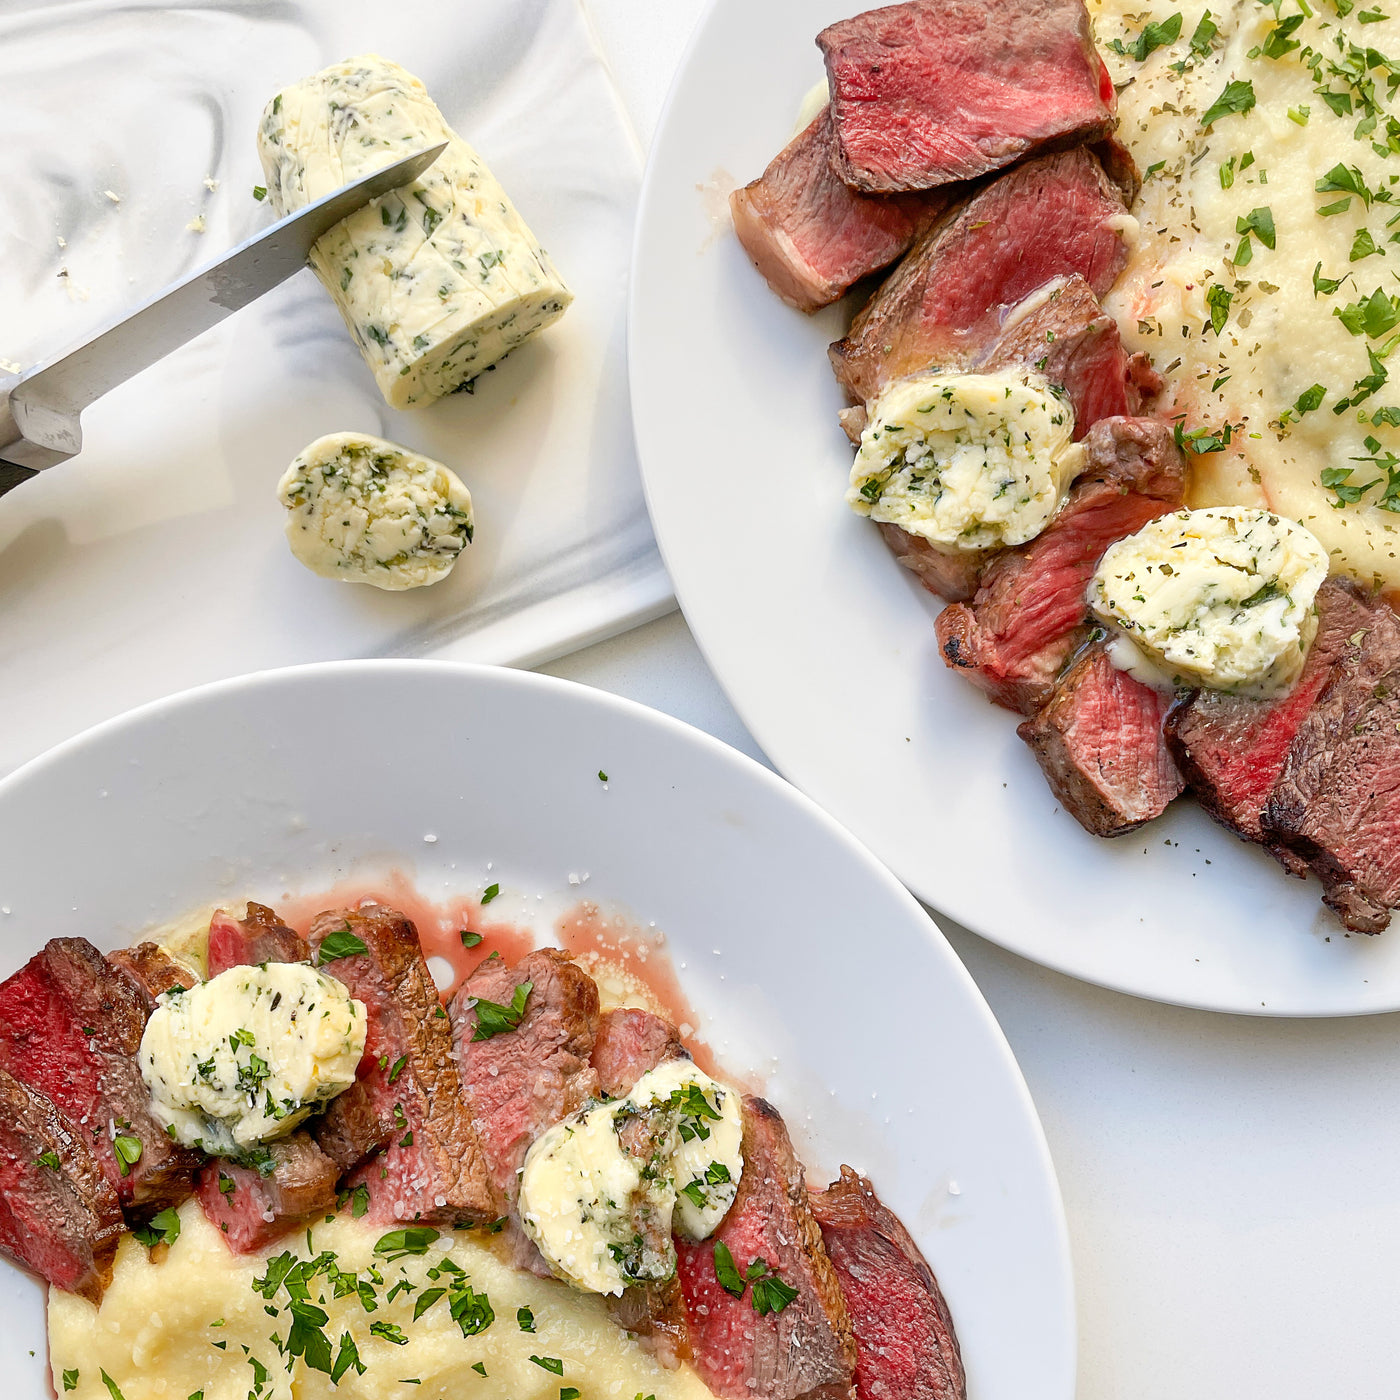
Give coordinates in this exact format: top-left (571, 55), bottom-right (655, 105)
top-left (0, 141), bottom-right (447, 493)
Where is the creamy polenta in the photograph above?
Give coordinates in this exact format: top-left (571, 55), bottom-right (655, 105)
top-left (49, 1203), bottom-right (716, 1400)
top-left (1091, 0), bottom-right (1400, 589)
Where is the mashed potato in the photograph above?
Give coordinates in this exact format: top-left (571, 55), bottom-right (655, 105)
top-left (50, 1203), bottom-right (716, 1400)
top-left (1091, 0), bottom-right (1400, 591)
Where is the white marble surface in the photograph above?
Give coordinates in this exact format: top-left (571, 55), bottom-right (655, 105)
top-left (544, 610), bottom-right (1400, 1400)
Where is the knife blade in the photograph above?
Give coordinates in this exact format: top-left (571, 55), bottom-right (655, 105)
top-left (0, 141), bottom-right (447, 486)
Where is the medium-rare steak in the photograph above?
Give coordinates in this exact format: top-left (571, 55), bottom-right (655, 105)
top-left (592, 1005), bottom-right (691, 1098)
top-left (0, 937), bottom-right (200, 1214)
top-left (206, 902), bottom-right (310, 976)
top-left (1262, 597), bottom-right (1400, 932)
top-left (196, 1131), bottom-right (339, 1254)
top-left (590, 1006), bottom-right (694, 1365)
top-left (107, 942), bottom-right (196, 1012)
top-left (450, 947), bottom-right (600, 1205)
top-left (817, 0), bottom-right (1114, 193)
top-left (1166, 578), bottom-right (1375, 861)
top-left (676, 1096), bottom-right (857, 1400)
top-left (811, 1168), bottom-right (965, 1400)
top-left (1017, 641), bottom-right (1184, 837)
top-left (829, 147), bottom-right (1130, 405)
top-left (311, 905), bottom-right (497, 1225)
top-left (0, 1062), bottom-right (124, 1302)
top-left (731, 107), bottom-right (947, 313)
top-left (981, 275), bottom-right (1156, 439)
top-left (937, 417), bottom-right (1185, 714)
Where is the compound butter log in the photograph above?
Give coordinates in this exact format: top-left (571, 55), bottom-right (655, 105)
top-left (257, 53), bottom-right (573, 409)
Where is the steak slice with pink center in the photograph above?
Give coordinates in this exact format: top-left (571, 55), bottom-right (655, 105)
top-left (811, 1168), bottom-right (965, 1400)
top-left (1166, 577), bottom-right (1374, 868)
top-left (676, 1097), bottom-right (856, 1400)
top-left (207, 902), bottom-right (310, 977)
top-left (829, 147), bottom-right (1130, 406)
top-left (731, 107), bottom-right (948, 313)
top-left (197, 1133), bottom-right (339, 1254)
top-left (1017, 641), bottom-right (1184, 836)
top-left (312, 905), bottom-right (497, 1225)
top-left (818, 0), bottom-right (1115, 193)
top-left (0, 937), bottom-right (200, 1214)
top-left (1262, 595), bottom-right (1400, 932)
top-left (0, 1063), bottom-right (124, 1302)
top-left (936, 417), bottom-right (1185, 715)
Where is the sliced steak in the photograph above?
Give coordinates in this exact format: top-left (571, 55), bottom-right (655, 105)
top-left (877, 525), bottom-right (991, 604)
top-left (0, 938), bottom-right (200, 1214)
top-left (0, 1063), bottom-right (124, 1301)
top-left (590, 1006), bottom-right (694, 1364)
top-left (1166, 578), bottom-right (1374, 860)
top-left (818, 0), bottom-right (1114, 193)
top-left (676, 1096), bottom-right (857, 1400)
top-left (829, 146), bottom-right (1130, 405)
top-left (108, 942), bottom-right (197, 1012)
top-left (936, 417), bottom-right (1186, 714)
top-left (811, 1168), bottom-right (965, 1400)
top-left (1262, 597), bottom-right (1400, 932)
top-left (450, 947), bottom-right (600, 1206)
top-left (981, 275), bottom-right (1155, 439)
top-left (207, 902), bottom-right (310, 976)
top-left (311, 905), bottom-right (497, 1225)
top-left (592, 1006), bottom-right (690, 1098)
top-left (1017, 641), bottom-right (1184, 837)
top-left (732, 107), bottom-right (948, 313)
top-left (196, 1132), bottom-right (339, 1254)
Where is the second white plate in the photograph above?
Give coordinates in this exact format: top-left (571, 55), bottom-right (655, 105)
top-left (629, 0), bottom-right (1400, 1016)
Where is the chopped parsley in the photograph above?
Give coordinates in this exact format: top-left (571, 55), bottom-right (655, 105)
top-left (131, 1206), bottom-right (182, 1248)
top-left (35, 1150), bottom-right (60, 1170)
top-left (370, 1321), bottom-right (409, 1346)
top-left (460, 930), bottom-right (483, 948)
top-left (1205, 283), bottom-right (1233, 335)
top-left (518, 1305), bottom-right (537, 1332)
top-left (1201, 78), bottom-right (1257, 127)
top-left (99, 1371), bottom-right (127, 1400)
top-left (62, 1371), bottom-right (78, 1393)
top-left (1108, 11), bottom-right (1182, 60)
top-left (374, 1227), bottom-right (440, 1260)
top-left (252, 186), bottom-right (267, 201)
top-left (469, 980), bottom-right (533, 1041)
top-left (530, 1357), bottom-right (565, 1375)
top-left (113, 1135), bottom-right (142, 1177)
top-left (317, 928), bottom-right (369, 964)
top-left (480, 883), bottom-right (500, 905)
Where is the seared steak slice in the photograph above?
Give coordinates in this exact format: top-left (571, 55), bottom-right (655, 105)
top-left (196, 1132), bottom-right (339, 1254)
top-left (829, 147), bottom-right (1130, 405)
top-left (592, 1006), bottom-right (690, 1098)
top-left (937, 417), bottom-right (1185, 714)
top-left (590, 1006), bottom-right (694, 1364)
top-left (312, 905), bottom-right (496, 1225)
top-left (877, 525), bottom-right (991, 604)
top-left (207, 902), bottom-right (310, 976)
top-left (1262, 597), bottom-right (1400, 932)
top-left (818, 0), bottom-right (1114, 193)
top-left (450, 947), bottom-right (600, 1205)
top-left (981, 275), bottom-right (1155, 439)
top-left (676, 1097), bottom-right (857, 1400)
top-left (732, 108), bottom-right (947, 313)
top-left (811, 1168), bottom-right (965, 1400)
top-left (0, 1063), bottom-right (123, 1302)
top-left (1167, 578), bottom-right (1374, 858)
top-left (108, 942), bottom-right (196, 1011)
top-left (1017, 642), bottom-right (1184, 837)
top-left (0, 938), bottom-right (199, 1213)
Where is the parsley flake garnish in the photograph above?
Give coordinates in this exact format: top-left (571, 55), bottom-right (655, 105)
top-left (480, 883), bottom-right (500, 905)
top-left (131, 1206), bottom-right (182, 1249)
top-left (113, 1135), bottom-right (142, 1177)
top-left (460, 930), bottom-right (483, 948)
top-left (374, 1227), bottom-right (440, 1260)
top-left (530, 1357), bottom-right (565, 1376)
top-left (317, 929), bottom-right (368, 964)
top-left (469, 981), bottom-right (533, 1041)
top-left (1201, 78), bottom-right (1256, 128)
top-left (62, 1371), bottom-right (78, 1393)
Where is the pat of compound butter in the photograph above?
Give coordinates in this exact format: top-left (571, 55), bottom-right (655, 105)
top-left (257, 54), bottom-right (572, 410)
top-left (1090, 506), bottom-right (1330, 697)
top-left (139, 962), bottom-right (366, 1154)
top-left (278, 431), bottom-right (473, 591)
top-left (50, 1204), bottom-right (716, 1400)
top-left (518, 1060), bottom-right (743, 1296)
top-left (847, 370), bottom-right (1083, 550)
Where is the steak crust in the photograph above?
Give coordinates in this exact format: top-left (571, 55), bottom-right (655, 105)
top-left (107, 942), bottom-right (197, 1012)
top-left (811, 1168), bottom-right (965, 1400)
top-left (676, 1097), bottom-right (857, 1400)
top-left (312, 905), bottom-right (497, 1225)
top-left (196, 1132), bottom-right (339, 1254)
top-left (207, 902), bottom-right (310, 976)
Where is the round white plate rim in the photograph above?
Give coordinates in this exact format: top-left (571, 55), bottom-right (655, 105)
top-left (0, 657), bottom-right (1075, 1395)
top-left (626, 0), bottom-right (1400, 1020)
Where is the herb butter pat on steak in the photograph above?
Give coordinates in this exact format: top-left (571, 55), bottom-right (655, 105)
top-left (257, 54), bottom-right (572, 410)
top-left (277, 432), bottom-right (474, 591)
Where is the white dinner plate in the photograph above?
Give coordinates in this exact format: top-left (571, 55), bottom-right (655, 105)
top-left (629, 0), bottom-right (1400, 1017)
top-left (0, 661), bottom-right (1072, 1399)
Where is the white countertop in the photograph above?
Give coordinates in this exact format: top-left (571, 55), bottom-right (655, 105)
top-left (564, 5), bottom-right (1400, 1395)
